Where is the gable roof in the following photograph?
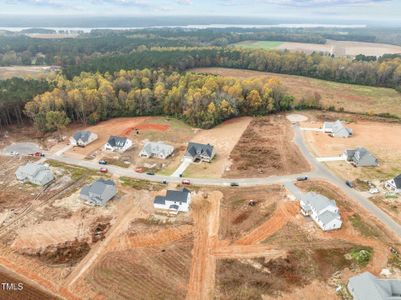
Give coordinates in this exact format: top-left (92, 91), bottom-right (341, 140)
top-left (165, 188), bottom-right (190, 203)
top-left (348, 272), bottom-right (401, 300)
top-left (81, 179), bottom-right (116, 199)
top-left (73, 131), bottom-right (93, 143)
top-left (186, 142), bottom-right (214, 159)
top-left (107, 136), bottom-right (128, 148)
top-left (353, 147), bottom-right (377, 165)
top-left (141, 141), bottom-right (174, 156)
top-left (393, 174), bottom-right (401, 189)
top-left (301, 192), bottom-right (337, 214)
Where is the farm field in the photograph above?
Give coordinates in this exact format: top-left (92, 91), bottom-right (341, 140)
top-left (223, 115), bottom-right (310, 178)
top-left (0, 66), bottom-right (59, 80)
top-left (192, 67), bottom-right (401, 119)
top-left (183, 117), bottom-right (252, 178)
top-left (231, 39), bottom-right (401, 57)
top-left (300, 111), bottom-right (401, 181)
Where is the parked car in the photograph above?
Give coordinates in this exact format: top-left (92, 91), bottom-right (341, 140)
top-left (10, 151), bottom-right (19, 156)
top-left (345, 180), bottom-right (353, 188)
top-left (182, 179), bottom-right (191, 185)
top-left (98, 160), bottom-right (108, 165)
top-left (135, 167), bottom-right (144, 173)
top-left (161, 180), bottom-right (168, 184)
top-left (34, 152), bottom-right (45, 157)
top-left (296, 176), bottom-right (308, 181)
top-left (230, 182), bottom-right (239, 187)
top-left (146, 172), bottom-right (155, 176)
top-left (99, 167), bottom-right (108, 173)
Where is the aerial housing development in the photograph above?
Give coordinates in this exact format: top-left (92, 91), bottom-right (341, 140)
top-left (2, 4), bottom-right (401, 299)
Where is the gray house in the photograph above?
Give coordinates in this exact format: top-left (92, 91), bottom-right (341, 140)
top-left (70, 131), bottom-right (98, 147)
top-left (139, 141), bottom-right (174, 159)
top-left (16, 163), bottom-right (54, 186)
top-left (184, 142), bottom-right (215, 162)
top-left (385, 174), bottom-right (401, 194)
top-left (348, 272), bottom-right (401, 300)
top-left (80, 179), bottom-right (117, 206)
top-left (323, 120), bottom-right (353, 138)
top-left (344, 147), bottom-right (378, 167)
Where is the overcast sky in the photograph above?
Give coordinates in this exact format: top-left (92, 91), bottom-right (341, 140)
top-left (1, 0), bottom-right (400, 22)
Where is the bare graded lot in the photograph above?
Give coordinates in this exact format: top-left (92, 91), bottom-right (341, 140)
top-left (223, 115), bottom-right (310, 178)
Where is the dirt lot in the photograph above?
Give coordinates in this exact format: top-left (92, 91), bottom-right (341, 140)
top-left (300, 111), bottom-right (401, 181)
top-left (192, 67), bottom-right (401, 119)
top-left (0, 66), bottom-right (58, 80)
top-left (232, 39), bottom-right (401, 57)
top-left (183, 117), bottom-right (251, 178)
top-left (223, 115), bottom-right (310, 178)
top-left (219, 185), bottom-right (286, 241)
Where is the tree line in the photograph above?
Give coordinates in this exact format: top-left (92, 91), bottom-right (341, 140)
top-left (64, 47), bottom-right (401, 90)
top-left (24, 69), bottom-right (293, 132)
top-left (0, 78), bottom-right (51, 129)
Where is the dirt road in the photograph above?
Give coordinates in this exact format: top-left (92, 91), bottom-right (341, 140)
top-left (186, 192), bottom-right (222, 300)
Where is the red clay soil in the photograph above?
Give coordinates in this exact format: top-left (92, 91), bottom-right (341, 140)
top-left (121, 123), bottom-right (170, 136)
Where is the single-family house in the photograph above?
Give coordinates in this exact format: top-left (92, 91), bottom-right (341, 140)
top-left (385, 174), bottom-right (401, 194)
top-left (139, 142), bottom-right (174, 159)
top-left (104, 136), bottom-right (133, 153)
top-left (80, 179), bottom-right (117, 206)
top-left (323, 120), bottom-right (353, 138)
top-left (184, 142), bottom-right (215, 162)
top-left (348, 272), bottom-right (401, 300)
top-left (300, 192), bottom-right (342, 231)
top-left (16, 163), bottom-right (54, 186)
top-left (153, 188), bottom-right (191, 212)
top-left (344, 147), bottom-right (378, 167)
top-left (70, 131), bottom-right (98, 147)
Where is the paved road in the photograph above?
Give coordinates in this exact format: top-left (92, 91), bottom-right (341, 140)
top-left (43, 123), bottom-right (401, 238)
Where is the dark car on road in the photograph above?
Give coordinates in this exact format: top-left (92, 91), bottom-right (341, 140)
top-left (346, 180), bottom-right (354, 188)
top-left (296, 176), bottom-right (308, 181)
top-left (146, 172), bottom-right (155, 176)
top-left (98, 160), bottom-right (108, 165)
top-left (230, 182), bottom-right (239, 187)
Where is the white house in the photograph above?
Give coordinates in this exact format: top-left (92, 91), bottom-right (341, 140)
top-left (300, 192), bottom-right (342, 231)
top-left (16, 163), bottom-right (54, 186)
top-left (104, 136), bottom-right (133, 153)
top-left (139, 141), bottom-right (174, 159)
top-left (153, 188), bottom-right (191, 213)
top-left (70, 131), bottom-right (98, 147)
top-left (323, 120), bottom-right (352, 138)
top-left (385, 174), bottom-right (401, 193)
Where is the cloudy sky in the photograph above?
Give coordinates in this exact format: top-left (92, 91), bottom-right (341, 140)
top-left (1, 0), bottom-right (400, 21)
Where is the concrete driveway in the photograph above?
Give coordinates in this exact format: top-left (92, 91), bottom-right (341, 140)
top-left (171, 158), bottom-right (192, 178)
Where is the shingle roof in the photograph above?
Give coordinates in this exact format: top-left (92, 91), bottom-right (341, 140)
top-left (186, 142), bottom-right (214, 159)
top-left (141, 142), bottom-right (174, 157)
top-left (348, 272), bottom-right (401, 300)
top-left (73, 131), bottom-right (92, 143)
top-left (301, 192), bottom-right (337, 214)
top-left (154, 195), bottom-right (166, 205)
top-left (166, 188), bottom-right (190, 203)
top-left (319, 210), bottom-right (340, 225)
top-left (107, 136), bottom-right (128, 148)
top-left (81, 179), bottom-right (115, 199)
top-left (394, 174), bottom-right (401, 189)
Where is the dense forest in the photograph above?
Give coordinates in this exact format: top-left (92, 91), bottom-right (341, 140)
top-left (64, 47), bottom-right (401, 89)
top-left (0, 78), bottom-right (51, 128)
top-left (24, 69), bottom-right (293, 131)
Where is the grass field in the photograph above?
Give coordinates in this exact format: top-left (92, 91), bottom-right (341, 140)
top-left (0, 66), bottom-right (58, 80)
top-left (192, 67), bottom-right (401, 119)
top-left (232, 40), bottom-right (283, 49)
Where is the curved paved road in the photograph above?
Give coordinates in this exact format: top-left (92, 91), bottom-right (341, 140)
top-left (47, 123), bottom-right (401, 238)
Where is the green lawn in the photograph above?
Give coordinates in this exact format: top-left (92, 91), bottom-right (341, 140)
top-left (231, 40), bottom-right (283, 50)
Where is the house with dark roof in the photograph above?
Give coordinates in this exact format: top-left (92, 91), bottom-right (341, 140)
top-left (70, 131), bottom-right (98, 147)
top-left (344, 147), bottom-right (378, 167)
top-left (348, 272), bottom-right (401, 300)
top-left (80, 179), bottom-right (117, 206)
top-left (184, 142), bottom-right (215, 162)
top-left (16, 163), bottom-right (54, 186)
top-left (323, 120), bottom-right (353, 138)
top-left (153, 188), bottom-right (191, 212)
top-left (385, 174), bottom-right (401, 194)
top-left (300, 192), bottom-right (342, 231)
top-left (139, 141), bottom-right (174, 159)
top-left (104, 136), bottom-right (133, 153)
